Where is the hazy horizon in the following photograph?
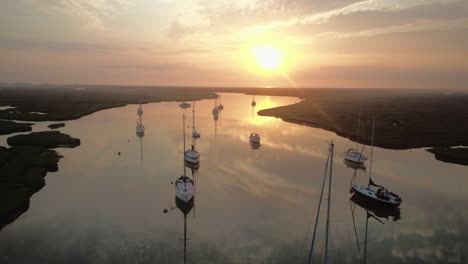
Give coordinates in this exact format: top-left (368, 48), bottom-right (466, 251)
top-left (1, 0), bottom-right (467, 89)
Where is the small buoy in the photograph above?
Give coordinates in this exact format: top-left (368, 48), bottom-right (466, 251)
top-left (163, 209), bottom-right (168, 213)
top-left (118, 152), bottom-right (121, 156)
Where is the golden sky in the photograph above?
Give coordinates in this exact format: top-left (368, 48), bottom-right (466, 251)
top-left (1, 0), bottom-right (467, 88)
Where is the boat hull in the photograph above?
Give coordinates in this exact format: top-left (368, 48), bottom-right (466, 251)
top-left (175, 177), bottom-right (195, 203)
top-left (351, 185), bottom-right (401, 208)
top-left (184, 150), bottom-right (200, 164)
top-left (344, 151), bottom-right (367, 164)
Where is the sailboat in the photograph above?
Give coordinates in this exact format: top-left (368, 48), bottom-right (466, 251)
top-left (249, 96), bottom-right (261, 148)
top-left (212, 98), bottom-right (219, 121)
top-left (251, 95), bottom-right (256, 107)
top-left (349, 195), bottom-right (400, 264)
top-left (176, 103), bottom-right (196, 203)
top-left (345, 113), bottom-right (367, 165)
top-left (192, 101), bottom-right (201, 139)
top-left (307, 141), bottom-right (335, 264)
top-left (180, 103), bottom-right (200, 165)
top-left (136, 104), bottom-right (145, 136)
top-left (137, 102), bottom-right (143, 116)
top-left (350, 117), bottom-right (402, 208)
top-left (217, 95), bottom-right (224, 110)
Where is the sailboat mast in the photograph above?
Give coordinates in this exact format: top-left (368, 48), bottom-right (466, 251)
top-left (183, 112), bottom-right (187, 177)
top-left (356, 112), bottom-right (360, 150)
top-left (368, 117), bottom-right (375, 188)
top-left (192, 101), bottom-right (195, 133)
top-left (324, 141), bottom-right (334, 264)
top-left (363, 211), bottom-right (369, 264)
top-left (184, 214), bottom-right (187, 264)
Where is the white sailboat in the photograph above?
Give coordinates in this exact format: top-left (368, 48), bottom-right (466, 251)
top-left (176, 104), bottom-right (195, 204)
top-left (136, 104), bottom-right (145, 136)
top-left (180, 103), bottom-right (200, 165)
top-left (345, 113), bottom-right (367, 165)
top-left (350, 117), bottom-right (402, 208)
top-left (249, 98), bottom-right (261, 148)
top-left (137, 103), bottom-right (143, 116)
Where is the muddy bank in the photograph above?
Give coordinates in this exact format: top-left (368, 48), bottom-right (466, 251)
top-left (0, 85), bottom-right (217, 122)
top-left (48, 123), bottom-right (65, 129)
top-left (254, 89), bottom-right (468, 150)
top-left (7, 131), bottom-right (80, 148)
top-left (427, 147), bottom-right (468, 166)
top-left (0, 131), bottom-right (80, 231)
top-left (0, 121), bottom-right (32, 135)
top-left (0, 146), bottom-right (62, 231)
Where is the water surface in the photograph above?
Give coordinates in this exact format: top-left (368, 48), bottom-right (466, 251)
top-left (0, 93), bottom-right (467, 264)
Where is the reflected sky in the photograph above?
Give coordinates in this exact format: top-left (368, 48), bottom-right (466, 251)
top-left (0, 93), bottom-right (467, 264)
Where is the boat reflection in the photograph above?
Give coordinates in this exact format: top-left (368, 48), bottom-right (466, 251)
top-left (350, 191), bottom-right (401, 264)
top-left (344, 159), bottom-right (366, 171)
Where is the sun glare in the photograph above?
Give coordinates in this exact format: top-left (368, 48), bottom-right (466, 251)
top-left (252, 45), bottom-right (282, 70)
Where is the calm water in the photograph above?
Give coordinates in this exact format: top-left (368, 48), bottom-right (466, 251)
top-left (1, 93), bottom-right (467, 264)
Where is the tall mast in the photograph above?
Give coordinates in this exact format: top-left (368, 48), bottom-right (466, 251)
top-left (183, 112), bottom-right (187, 177)
top-left (368, 117), bottom-right (375, 188)
top-left (356, 112), bottom-right (360, 150)
top-left (363, 211), bottom-right (369, 264)
top-left (184, 214), bottom-right (187, 264)
top-left (307, 141), bottom-right (333, 264)
top-left (192, 101), bottom-right (195, 133)
top-left (325, 141), bottom-right (334, 264)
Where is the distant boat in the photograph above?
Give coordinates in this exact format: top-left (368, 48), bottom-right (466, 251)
top-left (251, 95), bottom-right (256, 107)
top-left (179, 102), bottom-right (191, 109)
top-left (350, 117), bottom-right (402, 208)
top-left (180, 103), bottom-right (200, 165)
top-left (185, 145), bottom-right (200, 164)
top-left (175, 175), bottom-right (195, 203)
top-left (192, 101), bottom-right (200, 139)
top-left (136, 104), bottom-right (145, 136)
top-left (136, 122), bottom-right (145, 136)
top-left (249, 132), bottom-right (260, 144)
top-left (176, 103), bottom-right (195, 204)
top-left (345, 113), bottom-right (367, 165)
top-left (137, 103), bottom-right (143, 116)
top-left (212, 98), bottom-right (219, 121)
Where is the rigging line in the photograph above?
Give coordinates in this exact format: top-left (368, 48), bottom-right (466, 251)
top-left (356, 112), bottom-right (360, 150)
top-left (351, 170), bottom-right (357, 186)
top-left (349, 201), bottom-right (362, 264)
top-left (368, 117), bottom-right (375, 187)
top-left (306, 144), bottom-right (331, 264)
top-left (325, 142), bottom-right (334, 264)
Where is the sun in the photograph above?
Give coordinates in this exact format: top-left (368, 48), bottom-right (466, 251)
top-left (252, 45), bottom-right (282, 70)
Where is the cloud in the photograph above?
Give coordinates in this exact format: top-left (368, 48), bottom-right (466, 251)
top-left (242, 0), bottom-right (466, 33)
top-left (24, 0), bottom-right (134, 30)
top-left (314, 17), bottom-right (468, 40)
